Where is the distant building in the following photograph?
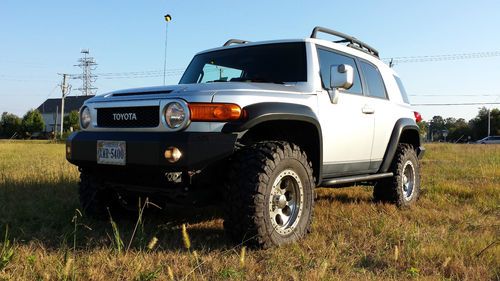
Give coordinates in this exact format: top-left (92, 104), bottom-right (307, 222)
top-left (37, 96), bottom-right (92, 132)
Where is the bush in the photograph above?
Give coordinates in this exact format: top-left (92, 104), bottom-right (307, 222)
top-left (64, 111), bottom-right (80, 132)
top-left (0, 112), bottom-right (22, 138)
top-left (21, 109), bottom-right (45, 137)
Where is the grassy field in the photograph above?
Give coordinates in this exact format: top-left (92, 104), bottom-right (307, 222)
top-left (0, 141), bottom-right (498, 280)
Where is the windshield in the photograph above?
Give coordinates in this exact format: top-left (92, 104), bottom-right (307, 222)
top-left (179, 42), bottom-right (307, 84)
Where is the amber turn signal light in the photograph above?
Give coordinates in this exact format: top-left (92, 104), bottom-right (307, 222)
top-left (188, 103), bottom-right (242, 121)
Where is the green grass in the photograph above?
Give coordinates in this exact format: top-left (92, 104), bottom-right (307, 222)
top-left (0, 140), bottom-right (498, 280)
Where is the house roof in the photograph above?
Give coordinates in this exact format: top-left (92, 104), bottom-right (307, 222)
top-left (37, 96), bottom-right (93, 114)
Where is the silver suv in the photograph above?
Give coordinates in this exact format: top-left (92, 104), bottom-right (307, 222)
top-left (67, 26), bottom-right (425, 248)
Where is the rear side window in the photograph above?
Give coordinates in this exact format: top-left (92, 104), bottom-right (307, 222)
top-left (394, 76), bottom-right (410, 104)
top-left (317, 48), bottom-right (363, 95)
top-left (360, 61), bottom-right (387, 99)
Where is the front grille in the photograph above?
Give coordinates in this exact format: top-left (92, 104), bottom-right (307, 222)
top-left (97, 106), bottom-right (160, 128)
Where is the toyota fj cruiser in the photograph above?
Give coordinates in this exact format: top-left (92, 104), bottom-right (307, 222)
top-left (67, 26), bottom-right (425, 248)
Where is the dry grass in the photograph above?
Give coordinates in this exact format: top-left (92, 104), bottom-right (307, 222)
top-left (0, 140), bottom-right (498, 280)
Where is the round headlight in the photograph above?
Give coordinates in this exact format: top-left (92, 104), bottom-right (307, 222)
top-left (80, 106), bottom-right (91, 129)
top-left (165, 102), bottom-right (186, 129)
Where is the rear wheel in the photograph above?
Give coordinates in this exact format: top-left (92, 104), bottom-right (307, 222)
top-left (373, 144), bottom-right (421, 207)
top-left (224, 141), bottom-right (315, 248)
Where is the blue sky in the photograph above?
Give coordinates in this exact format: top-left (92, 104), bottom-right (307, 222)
top-left (1, 0), bottom-right (499, 120)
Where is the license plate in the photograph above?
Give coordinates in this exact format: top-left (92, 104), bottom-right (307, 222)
top-left (97, 141), bottom-right (126, 165)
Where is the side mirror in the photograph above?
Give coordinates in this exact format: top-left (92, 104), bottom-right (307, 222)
top-left (327, 64), bottom-right (354, 104)
top-left (330, 64), bottom-right (354, 90)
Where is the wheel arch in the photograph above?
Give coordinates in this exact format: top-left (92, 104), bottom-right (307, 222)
top-left (379, 118), bottom-right (422, 173)
top-left (222, 102), bottom-right (323, 185)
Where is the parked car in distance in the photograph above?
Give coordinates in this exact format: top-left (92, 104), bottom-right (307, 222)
top-left (476, 136), bottom-right (500, 144)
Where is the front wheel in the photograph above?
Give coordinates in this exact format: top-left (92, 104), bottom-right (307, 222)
top-left (79, 172), bottom-right (125, 219)
top-left (224, 141), bottom-right (315, 248)
top-left (373, 144), bottom-right (421, 207)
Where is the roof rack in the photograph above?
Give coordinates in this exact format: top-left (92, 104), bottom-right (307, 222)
top-left (310, 26), bottom-right (379, 58)
top-left (223, 39), bottom-right (250, 47)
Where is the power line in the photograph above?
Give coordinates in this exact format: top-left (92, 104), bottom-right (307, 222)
top-left (383, 50), bottom-right (500, 65)
top-left (68, 68), bottom-right (185, 80)
top-left (100, 74), bottom-right (183, 80)
top-left (91, 67), bottom-right (231, 80)
top-left (0, 78), bottom-right (58, 82)
top-left (43, 85), bottom-right (60, 100)
top-left (96, 68), bottom-right (185, 76)
top-left (65, 49), bottom-right (500, 80)
top-left (410, 94), bottom-right (499, 97)
top-left (412, 102), bottom-right (500, 106)
top-left (0, 74), bottom-right (57, 82)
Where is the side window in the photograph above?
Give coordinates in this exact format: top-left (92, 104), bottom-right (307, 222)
top-left (360, 61), bottom-right (387, 99)
top-left (394, 76), bottom-right (410, 104)
top-left (317, 48), bottom-right (363, 95)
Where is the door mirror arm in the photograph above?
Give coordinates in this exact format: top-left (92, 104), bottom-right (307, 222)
top-left (327, 88), bottom-right (340, 104)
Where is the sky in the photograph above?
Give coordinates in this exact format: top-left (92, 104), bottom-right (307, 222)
top-left (1, 0), bottom-right (499, 121)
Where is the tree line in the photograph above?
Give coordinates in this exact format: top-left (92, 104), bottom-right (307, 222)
top-left (0, 110), bottom-right (80, 139)
top-left (1, 107), bottom-right (498, 141)
top-left (418, 107), bottom-right (499, 142)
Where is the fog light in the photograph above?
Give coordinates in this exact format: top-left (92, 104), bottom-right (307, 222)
top-left (164, 147), bottom-right (182, 163)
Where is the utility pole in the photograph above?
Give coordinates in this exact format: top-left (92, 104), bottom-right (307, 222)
top-left (487, 108), bottom-right (491, 137)
top-left (75, 49), bottom-right (97, 96)
top-left (163, 14), bottom-right (172, 85)
top-left (59, 74), bottom-right (71, 138)
top-left (54, 106), bottom-right (58, 141)
top-left (479, 107), bottom-right (492, 138)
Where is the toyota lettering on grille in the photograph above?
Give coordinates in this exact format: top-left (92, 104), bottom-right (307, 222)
top-left (112, 113), bottom-right (138, 121)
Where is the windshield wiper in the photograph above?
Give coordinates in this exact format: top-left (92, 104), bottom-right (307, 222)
top-left (246, 78), bottom-right (285, 84)
top-left (225, 78), bottom-right (286, 84)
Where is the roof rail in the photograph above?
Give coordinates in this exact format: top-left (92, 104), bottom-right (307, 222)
top-left (310, 26), bottom-right (379, 58)
top-left (223, 39), bottom-right (250, 47)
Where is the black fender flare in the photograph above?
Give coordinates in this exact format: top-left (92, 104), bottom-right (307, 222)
top-left (222, 102), bottom-right (324, 183)
top-left (378, 118), bottom-right (421, 173)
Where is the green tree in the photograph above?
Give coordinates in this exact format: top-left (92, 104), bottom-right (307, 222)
top-left (21, 109), bottom-right (45, 136)
top-left (447, 118), bottom-right (471, 142)
top-left (469, 107), bottom-right (500, 140)
top-left (429, 116), bottom-right (445, 141)
top-left (0, 112), bottom-right (22, 138)
top-left (63, 110), bottom-right (80, 132)
top-left (417, 121), bottom-right (428, 139)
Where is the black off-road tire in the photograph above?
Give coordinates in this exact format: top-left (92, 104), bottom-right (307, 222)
top-left (373, 143), bottom-right (421, 207)
top-left (79, 172), bottom-right (122, 219)
top-left (223, 141), bottom-right (315, 248)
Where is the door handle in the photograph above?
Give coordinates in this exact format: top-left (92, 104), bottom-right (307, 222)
top-left (362, 106), bottom-right (375, 114)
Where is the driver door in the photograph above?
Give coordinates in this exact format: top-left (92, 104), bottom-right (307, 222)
top-left (316, 48), bottom-right (375, 178)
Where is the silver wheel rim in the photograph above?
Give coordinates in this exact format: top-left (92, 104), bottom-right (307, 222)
top-left (268, 169), bottom-right (304, 235)
top-left (402, 160), bottom-right (415, 201)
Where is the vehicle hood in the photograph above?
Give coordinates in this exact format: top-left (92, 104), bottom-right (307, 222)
top-left (85, 82), bottom-right (308, 104)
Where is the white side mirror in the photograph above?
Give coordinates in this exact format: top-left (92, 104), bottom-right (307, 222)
top-left (330, 64), bottom-right (354, 90)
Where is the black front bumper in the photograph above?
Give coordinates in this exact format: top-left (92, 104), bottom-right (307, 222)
top-left (66, 131), bottom-right (238, 170)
